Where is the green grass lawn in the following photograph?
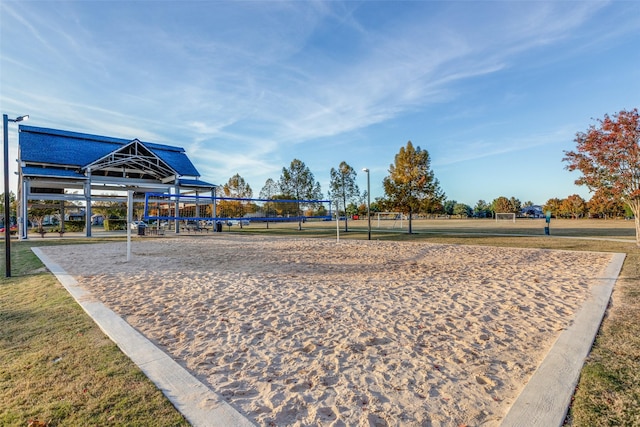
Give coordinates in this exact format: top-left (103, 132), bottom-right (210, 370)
top-left (1, 219), bottom-right (638, 425)
top-left (0, 239), bottom-right (188, 427)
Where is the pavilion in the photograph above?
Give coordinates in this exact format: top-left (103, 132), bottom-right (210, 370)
top-left (17, 125), bottom-right (216, 239)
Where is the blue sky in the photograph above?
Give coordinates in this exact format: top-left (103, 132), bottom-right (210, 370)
top-left (1, 1), bottom-right (638, 207)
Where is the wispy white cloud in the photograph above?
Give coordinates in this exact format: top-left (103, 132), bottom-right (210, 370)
top-left (434, 126), bottom-right (577, 168)
top-left (1, 0), bottom-right (636, 202)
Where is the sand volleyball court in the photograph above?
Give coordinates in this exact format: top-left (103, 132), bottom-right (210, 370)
top-left (40, 236), bottom-right (614, 426)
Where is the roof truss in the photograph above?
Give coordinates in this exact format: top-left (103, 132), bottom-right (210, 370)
top-left (84, 139), bottom-right (177, 181)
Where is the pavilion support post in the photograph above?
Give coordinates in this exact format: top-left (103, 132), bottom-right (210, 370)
top-left (195, 190), bottom-right (200, 219)
top-left (84, 170), bottom-right (92, 237)
top-left (174, 185), bottom-right (180, 234)
top-left (59, 201), bottom-right (65, 234)
top-left (127, 190), bottom-right (133, 262)
top-left (211, 187), bottom-right (216, 226)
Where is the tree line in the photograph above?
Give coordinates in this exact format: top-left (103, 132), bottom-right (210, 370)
top-left (3, 109), bottom-right (638, 244)
top-left (217, 108), bottom-right (639, 244)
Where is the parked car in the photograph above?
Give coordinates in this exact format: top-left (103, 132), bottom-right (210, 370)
top-left (0, 224), bottom-right (17, 234)
top-left (227, 219), bottom-right (251, 226)
top-left (130, 221), bottom-right (148, 230)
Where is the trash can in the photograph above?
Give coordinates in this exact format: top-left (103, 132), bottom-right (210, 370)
top-left (138, 223), bottom-right (146, 236)
top-left (216, 221), bottom-right (222, 232)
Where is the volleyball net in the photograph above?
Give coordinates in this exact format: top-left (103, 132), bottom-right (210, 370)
top-left (143, 192), bottom-right (333, 224)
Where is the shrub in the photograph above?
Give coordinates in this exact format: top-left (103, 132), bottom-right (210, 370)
top-left (64, 220), bottom-right (85, 232)
top-left (104, 219), bottom-right (127, 231)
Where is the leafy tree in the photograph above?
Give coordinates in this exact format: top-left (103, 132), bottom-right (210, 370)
top-left (473, 200), bottom-right (491, 218)
top-left (624, 204), bottom-right (634, 219)
top-left (357, 203), bottom-right (368, 217)
top-left (490, 196), bottom-right (520, 215)
top-left (259, 178), bottom-right (280, 227)
top-left (269, 194), bottom-right (299, 217)
top-left (279, 159), bottom-right (322, 230)
top-left (563, 109), bottom-right (640, 246)
top-left (383, 141), bottom-right (445, 233)
top-left (328, 161), bottom-right (360, 231)
top-left (345, 202), bottom-right (359, 217)
top-left (220, 174), bottom-right (253, 224)
top-left (509, 197), bottom-right (522, 214)
top-left (93, 199), bottom-right (127, 219)
top-left (259, 178), bottom-right (279, 200)
top-left (588, 188), bottom-right (626, 219)
top-left (491, 196), bottom-right (512, 214)
top-left (223, 173), bottom-right (253, 199)
top-left (28, 200), bottom-right (56, 234)
top-left (0, 191), bottom-right (16, 226)
top-left (370, 199), bottom-right (382, 214)
top-left (560, 194), bottom-right (587, 219)
top-left (443, 200), bottom-right (456, 216)
top-left (421, 197), bottom-right (445, 215)
top-left (543, 198), bottom-right (563, 218)
top-left (453, 203), bottom-right (472, 218)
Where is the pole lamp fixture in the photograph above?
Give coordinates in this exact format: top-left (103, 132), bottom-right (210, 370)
top-left (3, 114), bottom-right (28, 278)
top-left (362, 167), bottom-right (371, 241)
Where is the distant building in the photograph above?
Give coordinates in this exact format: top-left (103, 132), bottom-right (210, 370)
top-left (521, 205), bottom-right (544, 218)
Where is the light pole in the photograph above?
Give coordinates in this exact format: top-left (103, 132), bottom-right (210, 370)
top-left (362, 168), bottom-right (371, 240)
top-left (3, 114), bottom-right (28, 278)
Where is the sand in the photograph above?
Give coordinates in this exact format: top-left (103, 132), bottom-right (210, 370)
top-left (40, 235), bottom-right (613, 426)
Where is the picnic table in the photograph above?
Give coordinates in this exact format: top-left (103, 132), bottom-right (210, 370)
top-left (182, 224), bottom-right (209, 233)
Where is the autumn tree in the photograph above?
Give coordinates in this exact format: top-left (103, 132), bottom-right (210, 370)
top-left (279, 159), bottom-right (322, 230)
top-left (560, 194), bottom-right (587, 219)
top-left (383, 141), bottom-right (445, 234)
top-left (220, 174), bottom-right (253, 224)
top-left (543, 198), bottom-right (563, 218)
top-left (491, 196), bottom-right (512, 214)
top-left (328, 161), bottom-right (360, 231)
top-left (588, 188), bottom-right (626, 219)
top-left (563, 109), bottom-right (640, 246)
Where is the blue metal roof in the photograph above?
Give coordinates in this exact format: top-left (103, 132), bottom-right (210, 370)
top-left (21, 166), bottom-right (86, 179)
top-left (19, 125), bottom-right (200, 177)
top-left (178, 178), bottom-right (217, 188)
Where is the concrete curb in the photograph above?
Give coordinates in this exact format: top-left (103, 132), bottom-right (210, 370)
top-left (32, 247), bottom-right (255, 427)
top-left (500, 252), bottom-right (626, 426)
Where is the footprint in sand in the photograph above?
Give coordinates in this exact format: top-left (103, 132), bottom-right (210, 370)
top-left (475, 374), bottom-right (496, 389)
